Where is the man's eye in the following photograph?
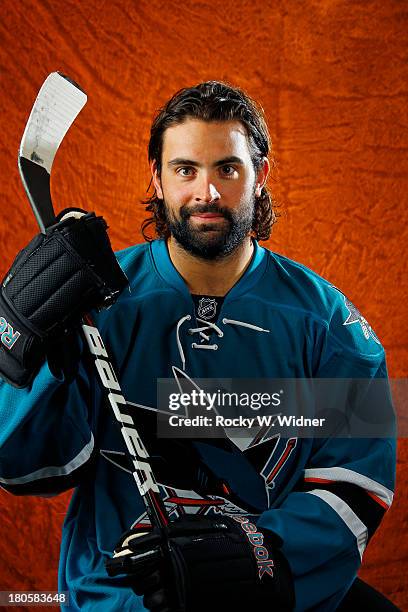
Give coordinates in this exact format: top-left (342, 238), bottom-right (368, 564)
top-left (177, 167), bottom-right (194, 177)
top-left (221, 165), bottom-right (236, 176)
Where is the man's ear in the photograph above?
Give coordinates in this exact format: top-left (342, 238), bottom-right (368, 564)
top-left (255, 157), bottom-right (270, 197)
top-left (151, 160), bottom-right (164, 199)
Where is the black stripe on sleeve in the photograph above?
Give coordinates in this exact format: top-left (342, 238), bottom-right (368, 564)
top-left (300, 480), bottom-right (386, 541)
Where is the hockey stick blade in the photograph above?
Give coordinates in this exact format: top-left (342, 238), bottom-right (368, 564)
top-left (18, 72), bottom-right (87, 232)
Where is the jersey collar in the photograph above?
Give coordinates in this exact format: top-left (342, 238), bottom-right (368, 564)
top-left (150, 238), bottom-right (268, 302)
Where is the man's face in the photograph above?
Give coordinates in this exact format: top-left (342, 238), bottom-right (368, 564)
top-left (151, 119), bottom-right (268, 260)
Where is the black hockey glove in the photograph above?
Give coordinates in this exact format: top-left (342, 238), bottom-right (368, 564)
top-left (0, 209), bottom-right (128, 388)
top-left (106, 514), bottom-right (295, 612)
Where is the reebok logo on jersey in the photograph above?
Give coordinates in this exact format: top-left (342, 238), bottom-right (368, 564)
top-left (197, 298), bottom-right (217, 320)
top-left (0, 317), bottom-right (20, 350)
top-left (229, 515), bottom-right (274, 579)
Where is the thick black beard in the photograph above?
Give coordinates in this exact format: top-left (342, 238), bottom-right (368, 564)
top-left (165, 200), bottom-right (255, 260)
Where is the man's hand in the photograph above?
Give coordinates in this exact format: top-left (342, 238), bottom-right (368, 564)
top-left (106, 514), bottom-right (295, 612)
top-left (0, 209), bottom-right (128, 387)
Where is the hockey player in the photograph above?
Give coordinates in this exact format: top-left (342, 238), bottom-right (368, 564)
top-left (0, 82), bottom-right (397, 611)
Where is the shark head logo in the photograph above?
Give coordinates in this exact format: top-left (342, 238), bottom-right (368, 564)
top-left (101, 365), bottom-right (298, 523)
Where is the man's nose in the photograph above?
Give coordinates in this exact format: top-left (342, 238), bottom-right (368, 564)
top-left (194, 178), bottom-right (221, 203)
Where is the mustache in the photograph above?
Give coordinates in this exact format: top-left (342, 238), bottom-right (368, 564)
top-left (180, 203), bottom-right (233, 221)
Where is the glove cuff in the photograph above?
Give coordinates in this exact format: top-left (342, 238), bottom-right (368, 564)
top-left (0, 293), bottom-right (43, 387)
top-left (225, 514), bottom-right (295, 610)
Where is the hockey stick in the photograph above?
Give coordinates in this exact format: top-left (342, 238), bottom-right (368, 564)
top-left (18, 72), bottom-right (169, 530)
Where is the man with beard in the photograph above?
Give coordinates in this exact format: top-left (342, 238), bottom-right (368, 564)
top-left (0, 82), bottom-right (397, 611)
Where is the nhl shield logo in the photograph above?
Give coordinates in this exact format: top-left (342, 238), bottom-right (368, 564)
top-left (198, 298), bottom-right (217, 320)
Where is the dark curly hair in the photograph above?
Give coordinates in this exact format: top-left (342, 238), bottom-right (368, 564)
top-left (142, 81), bottom-right (277, 241)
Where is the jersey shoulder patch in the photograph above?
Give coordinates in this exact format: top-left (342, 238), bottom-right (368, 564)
top-left (327, 285), bottom-right (383, 358)
top-left (267, 252), bottom-right (384, 359)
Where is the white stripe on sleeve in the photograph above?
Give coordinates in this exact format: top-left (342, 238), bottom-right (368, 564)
top-left (304, 466), bottom-right (393, 508)
top-left (0, 433), bottom-right (94, 485)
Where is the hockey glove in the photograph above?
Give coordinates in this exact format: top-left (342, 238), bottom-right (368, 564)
top-left (106, 514), bottom-right (295, 612)
top-left (0, 209), bottom-right (128, 388)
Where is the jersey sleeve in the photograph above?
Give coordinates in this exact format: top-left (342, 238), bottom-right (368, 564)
top-left (0, 352), bottom-right (97, 497)
top-left (258, 292), bottom-right (397, 611)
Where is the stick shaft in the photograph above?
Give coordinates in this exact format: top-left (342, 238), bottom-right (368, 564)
top-left (82, 314), bottom-right (169, 528)
top-left (18, 73), bottom-right (169, 529)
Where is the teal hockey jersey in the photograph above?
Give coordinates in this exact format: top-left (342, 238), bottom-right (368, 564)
top-left (0, 239), bottom-right (396, 611)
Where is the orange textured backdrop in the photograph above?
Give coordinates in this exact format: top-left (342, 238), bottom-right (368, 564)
top-left (0, 0), bottom-right (407, 610)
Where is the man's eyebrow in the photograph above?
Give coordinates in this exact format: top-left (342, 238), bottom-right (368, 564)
top-left (214, 156), bottom-right (245, 167)
top-left (167, 156), bottom-right (245, 168)
top-left (167, 158), bottom-right (199, 167)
